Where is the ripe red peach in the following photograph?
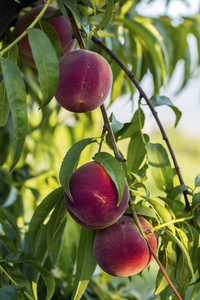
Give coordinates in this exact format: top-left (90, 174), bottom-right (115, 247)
top-left (14, 5), bottom-right (76, 66)
top-left (93, 215), bottom-right (158, 277)
top-left (64, 161), bottom-right (129, 229)
top-left (55, 49), bottom-right (113, 113)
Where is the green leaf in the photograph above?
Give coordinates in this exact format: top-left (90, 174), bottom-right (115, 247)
top-left (133, 202), bottom-right (157, 219)
top-left (71, 227), bottom-right (96, 300)
top-left (1, 58), bottom-right (27, 170)
top-left (27, 28), bottom-right (59, 107)
top-left (192, 192), bottom-right (200, 210)
top-left (0, 207), bottom-right (20, 246)
top-left (120, 18), bottom-right (168, 87)
top-left (132, 182), bottom-right (150, 202)
top-left (92, 152), bottom-right (125, 206)
top-left (120, 108), bottom-right (145, 139)
top-left (0, 81), bottom-right (9, 127)
top-left (98, 0), bottom-right (113, 30)
top-left (0, 43), bottom-right (16, 127)
top-left (194, 207), bottom-right (200, 227)
top-left (33, 225), bottom-right (48, 263)
top-left (193, 193), bottom-right (200, 227)
top-left (111, 68), bottom-right (125, 102)
top-left (145, 50), bottom-right (162, 94)
top-left (59, 138), bottom-right (95, 200)
top-left (28, 187), bottom-right (63, 253)
top-left (36, 21), bottom-right (64, 59)
top-left (78, 4), bottom-right (90, 27)
top-left (47, 197), bottom-right (67, 267)
top-left (195, 174), bottom-right (200, 188)
top-left (155, 236), bottom-right (177, 295)
top-left (0, 236), bottom-right (16, 253)
top-left (5, 264), bottom-right (34, 298)
top-left (0, 285), bottom-right (20, 300)
top-left (109, 113), bottom-right (124, 134)
top-left (150, 95), bottom-right (182, 127)
top-left (148, 198), bottom-right (173, 223)
top-left (171, 225), bottom-right (198, 300)
top-left (164, 229), bottom-right (195, 282)
top-left (60, 0), bottom-right (89, 32)
top-left (89, 0), bottom-right (96, 15)
top-left (147, 142), bottom-right (173, 193)
top-left (4, 252), bottom-right (55, 300)
top-left (95, 30), bottom-right (116, 37)
top-left (167, 184), bottom-right (191, 200)
top-left (124, 34), bottom-right (142, 82)
top-left (127, 133), bottom-right (149, 173)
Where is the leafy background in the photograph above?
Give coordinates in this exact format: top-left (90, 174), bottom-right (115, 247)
top-left (0, 0), bottom-right (200, 299)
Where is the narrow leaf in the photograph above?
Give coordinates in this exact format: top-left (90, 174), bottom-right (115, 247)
top-left (1, 58), bottom-right (27, 170)
top-left (0, 207), bottom-right (20, 246)
top-left (127, 132), bottom-right (149, 173)
top-left (28, 187), bottom-right (63, 253)
top-left (133, 202), bottom-right (157, 219)
top-left (71, 228), bottom-right (96, 300)
top-left (0, 285), bottom-right (20, 300)
top-left (110, 113), bottom-right (124, 134)
top-left (0, 236), bottom-right (16, 253)
top-left (148, 198), bottom-right (173, 223)
top-left (33, 225), bottom-right (48, 263)
top-left (47, 197), bottom-right (67, 267)
top-left (36, 21), bottom-right (63, 59)
top-left (59, 138), bottom-right (95, 200)
top-left (99, 0), bottom-right (113, 30)
top-left (0, 81), bottom-right (9, 127)
top-left (195, 174), bottom-right (200, 188)
top-left (5, 264), bottom-right (34, 298)
top-left (92, 152), bottom-right (125, 206)
top-left (150, 95), bottom-right (182, 127)
top-left (120, 108), bottom-right (145, 139)
top-left (167, 184), bottom-right (191, 200)
top-left (60, 0), bottom-right (88, 31)
top-left (165, 229), bottom-right (195, 281)
top-left (147, 142), bottom-right (173, 193)
top-left (155, 237), bottom-right (177, 295)
top-left (27, 28), bottom-right (59, 106)
top-left (4, 252), bottom-right (55, 300)
top-left (27, 260), bottom-right (55, 300)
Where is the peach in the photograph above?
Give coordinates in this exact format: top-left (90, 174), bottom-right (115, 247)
top-left (93, 215), bottom-right (158, 277)
top-left (55, 49), bottom-right (113, 113)
top-left (64, 161), bottom-right (129, 229)
top-left (14, 5), bottom-right (76, 66)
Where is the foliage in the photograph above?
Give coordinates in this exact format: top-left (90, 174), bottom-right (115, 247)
top-left (0, 0), bottom-right (200, 299)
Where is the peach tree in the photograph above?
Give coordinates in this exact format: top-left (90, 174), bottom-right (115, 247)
top-left (0, 0), bottom-right (200, 299)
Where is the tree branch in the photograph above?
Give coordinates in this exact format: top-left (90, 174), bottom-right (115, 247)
top-left (91, 35), bottom-right (190, 209)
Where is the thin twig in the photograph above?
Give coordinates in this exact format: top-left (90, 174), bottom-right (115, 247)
top-left (100, 104), bottom-right (126, 162)
top-left (91, 35), bottom-right (190, 209)
top-left (65, 6), bottom-right (86, 50)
